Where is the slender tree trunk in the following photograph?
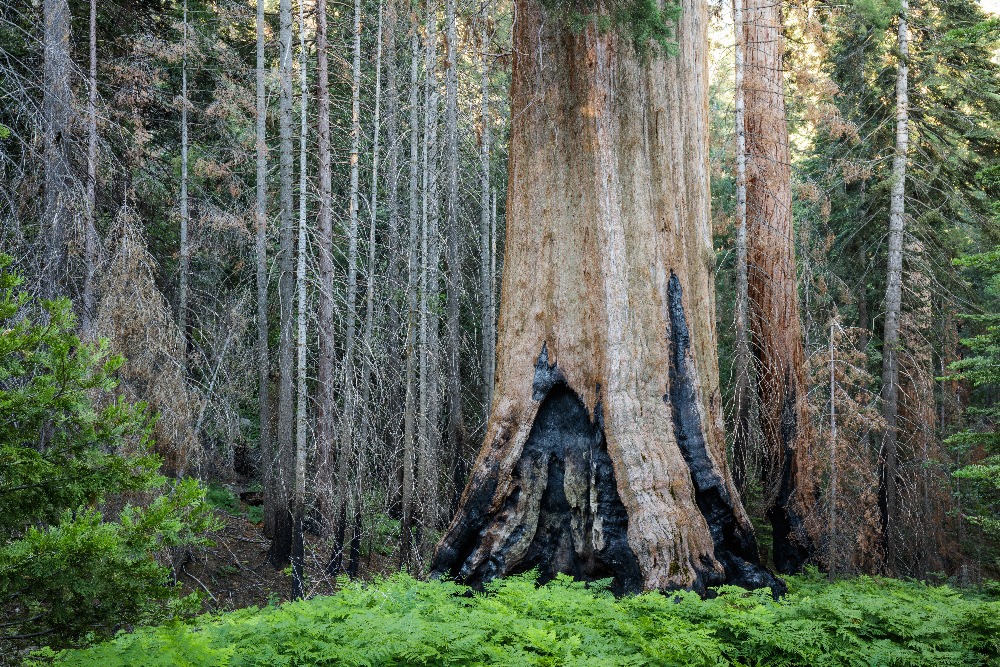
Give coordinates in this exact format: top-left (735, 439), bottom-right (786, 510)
top-left (268, 0), bottom-right (295, 568)
top-left (419, 8), bottom-right (442, 533)
top-left (42, 0), bottom-right (72, 296)
top-left (315, 0), bottom-right (336, 536)
top-left (879, 0), bottom-right (909, 572)
top-left (256, 0), bottom-right (274, 542)
top-left (432, 0), bottom-right (782, 595)
top-left (83, 0), bottom-right (98, 335)
top-left (743, 0), bottom-right (813, 572)
top-left (355, 0), bottom-right (385, 577)
top-left (731, 0), bottom-right (751, 495)
top-left (291, 0), bottom-right (308, 600)
top-left (331, 0), bottom-right (364, 576)
top-left (401, 18), bottom-right (421, 566)
top-left (383, 0), bottom-right (404, 519)
top-left (479, 5), bottom-right (494, 417)
top-left (828, 319), bottom-right (837, 579)
top-left (179, 0), bottom-right (190, 373)
top-left (444, 0), bottom-right (466, 519)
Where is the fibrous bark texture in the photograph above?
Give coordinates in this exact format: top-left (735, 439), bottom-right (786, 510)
top-left (432, 0), bottom-right (781, 594)
top-left (742, 0), bottom-right (813, 573)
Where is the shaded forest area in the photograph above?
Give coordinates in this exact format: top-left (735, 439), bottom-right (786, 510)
top-left (2, 0), bottom-right (1000, 661)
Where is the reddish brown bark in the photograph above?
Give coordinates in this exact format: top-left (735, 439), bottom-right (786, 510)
top-left (742, 0), bottom-right (814, 572)
top-left (431, 0), bottom-right (781, 594)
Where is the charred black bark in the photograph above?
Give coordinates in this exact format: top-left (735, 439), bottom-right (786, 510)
top-left (767, 378), bottom-right (812, 574)
top-left (431, 344), bottom-right (642, 595)
top-left (666, 272), bottom-right (785, 595)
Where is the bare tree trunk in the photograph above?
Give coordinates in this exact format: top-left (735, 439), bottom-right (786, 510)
top-left (479, 4), bottom-right (494, 418)
top-left (444, 0), bottom-right (466, 518)
top-left (383, 0), bottom-right (404, 519)
top-left (401, 18), bottom-right (420, 567)
top-left (291, 0), bottom-right (308, 600)
top-left (731, 0), bottom-right (751, 495)
top-left (828, 319), bottom-right (837, 579)
top-left (879, 0), bottom-right (909, 572)
top-left (432, 0), bottom-right (782, 595)
top-left (419, 8), bottom-right (442, 534)
top-left (315, 0), bottom-right (336, 536)
top-left (83, 0), bottom-right (98, 335)
top-left (178, 0), bottom-right (190, 373)
top-left (268, 0), bottom-right (295, 569)
top-left (331, 0), bottom-right (363, 577)
top-left (256, 0), bottom-right (274, 542)
top-left (42, 0), bottom-right (72, 296)
top-left (355, 0), bottom-right (385, 577)
top-left (743, 0), bottom-right (813, 572)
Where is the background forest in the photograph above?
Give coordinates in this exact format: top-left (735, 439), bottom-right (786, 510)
top-left (1, 0), bottom-right (999, 661)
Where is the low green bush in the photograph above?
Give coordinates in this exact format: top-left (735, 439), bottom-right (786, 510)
top-left (35, 570), bottom-right (1000, 667)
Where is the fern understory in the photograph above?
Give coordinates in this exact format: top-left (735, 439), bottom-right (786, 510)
top-left (33, 571), bottom-right (1000, 667)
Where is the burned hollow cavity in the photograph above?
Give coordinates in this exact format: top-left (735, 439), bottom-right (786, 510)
top-left (432, 343), bottom-right (642, 595)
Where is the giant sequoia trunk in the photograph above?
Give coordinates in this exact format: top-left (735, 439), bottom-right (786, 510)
top-left (742, 0), bottom-right (814, 572)
top-left (431, 0), bottom-right (781, 594)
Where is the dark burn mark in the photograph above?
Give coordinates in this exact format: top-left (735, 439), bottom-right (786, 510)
top-left (767, 377), bottom-right (812, 574)
top-left (504, 386), bottom-right (642, 595)
top-left (666, 272), bottom-right (785, 596)
top-left (532, 341), bottom-right (564, 400)
top-left (432, 344), bottom-right (642, 595)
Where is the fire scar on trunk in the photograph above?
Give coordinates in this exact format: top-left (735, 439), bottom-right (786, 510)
top-left (432, 343), bottom-right (643, 595)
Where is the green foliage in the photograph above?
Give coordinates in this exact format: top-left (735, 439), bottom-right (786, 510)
top-left (947, 249), bottom-right (1000, 537)
top-left (540, 0), bottom-right (681, 55)
top-left (205, 484), bottom-right (263, 524)
top-left (0, 256), bottom-right (217, 647)
top-left (39, 571), bottom-right (1000, 667)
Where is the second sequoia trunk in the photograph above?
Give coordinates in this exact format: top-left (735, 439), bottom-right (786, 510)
top-left (742, 0), bottom-right (814, 573)
top-left (431, 0), bottom-right (781, 594)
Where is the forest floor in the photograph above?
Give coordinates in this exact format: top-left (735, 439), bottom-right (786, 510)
top-left (173, 487), bottom-right (402, 613)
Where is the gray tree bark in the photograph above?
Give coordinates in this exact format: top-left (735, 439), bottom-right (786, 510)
top-left (42, 0), bottom-right (72, 296)
top-left (178, 0), bottom-right (190, 374)
top-left (292, 0), bottom-right (309, 599)
top-left (444, 0), bottom-right (467, 514)
top-left (268, 0), bottom-right (295, 568)
top-left (479, 4), bottom-right (495, 418)
top-left (83, 0), bottom-right (99, 335)
top-left (315, 0), bottom-right (336, 536)
top-left (331, 0), bottom-right (363, 576)
top-left (402, 19), bottom-right (421, 566)
top-left (255, 0), bottom-right (273, 542)
top-left (880, 0), bottom-right (910, 570)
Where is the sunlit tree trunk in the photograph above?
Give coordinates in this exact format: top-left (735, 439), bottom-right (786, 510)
top-left (742, 0), bottom-right (813, 572)
top-left (42, 0), bottom-right (72, 296)
top-left (879, 0), bottom-right (909, 570)
top-left (731, 0), bottom-right (751, 495)
top-left (432, 0), bottom-right (781, 594)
